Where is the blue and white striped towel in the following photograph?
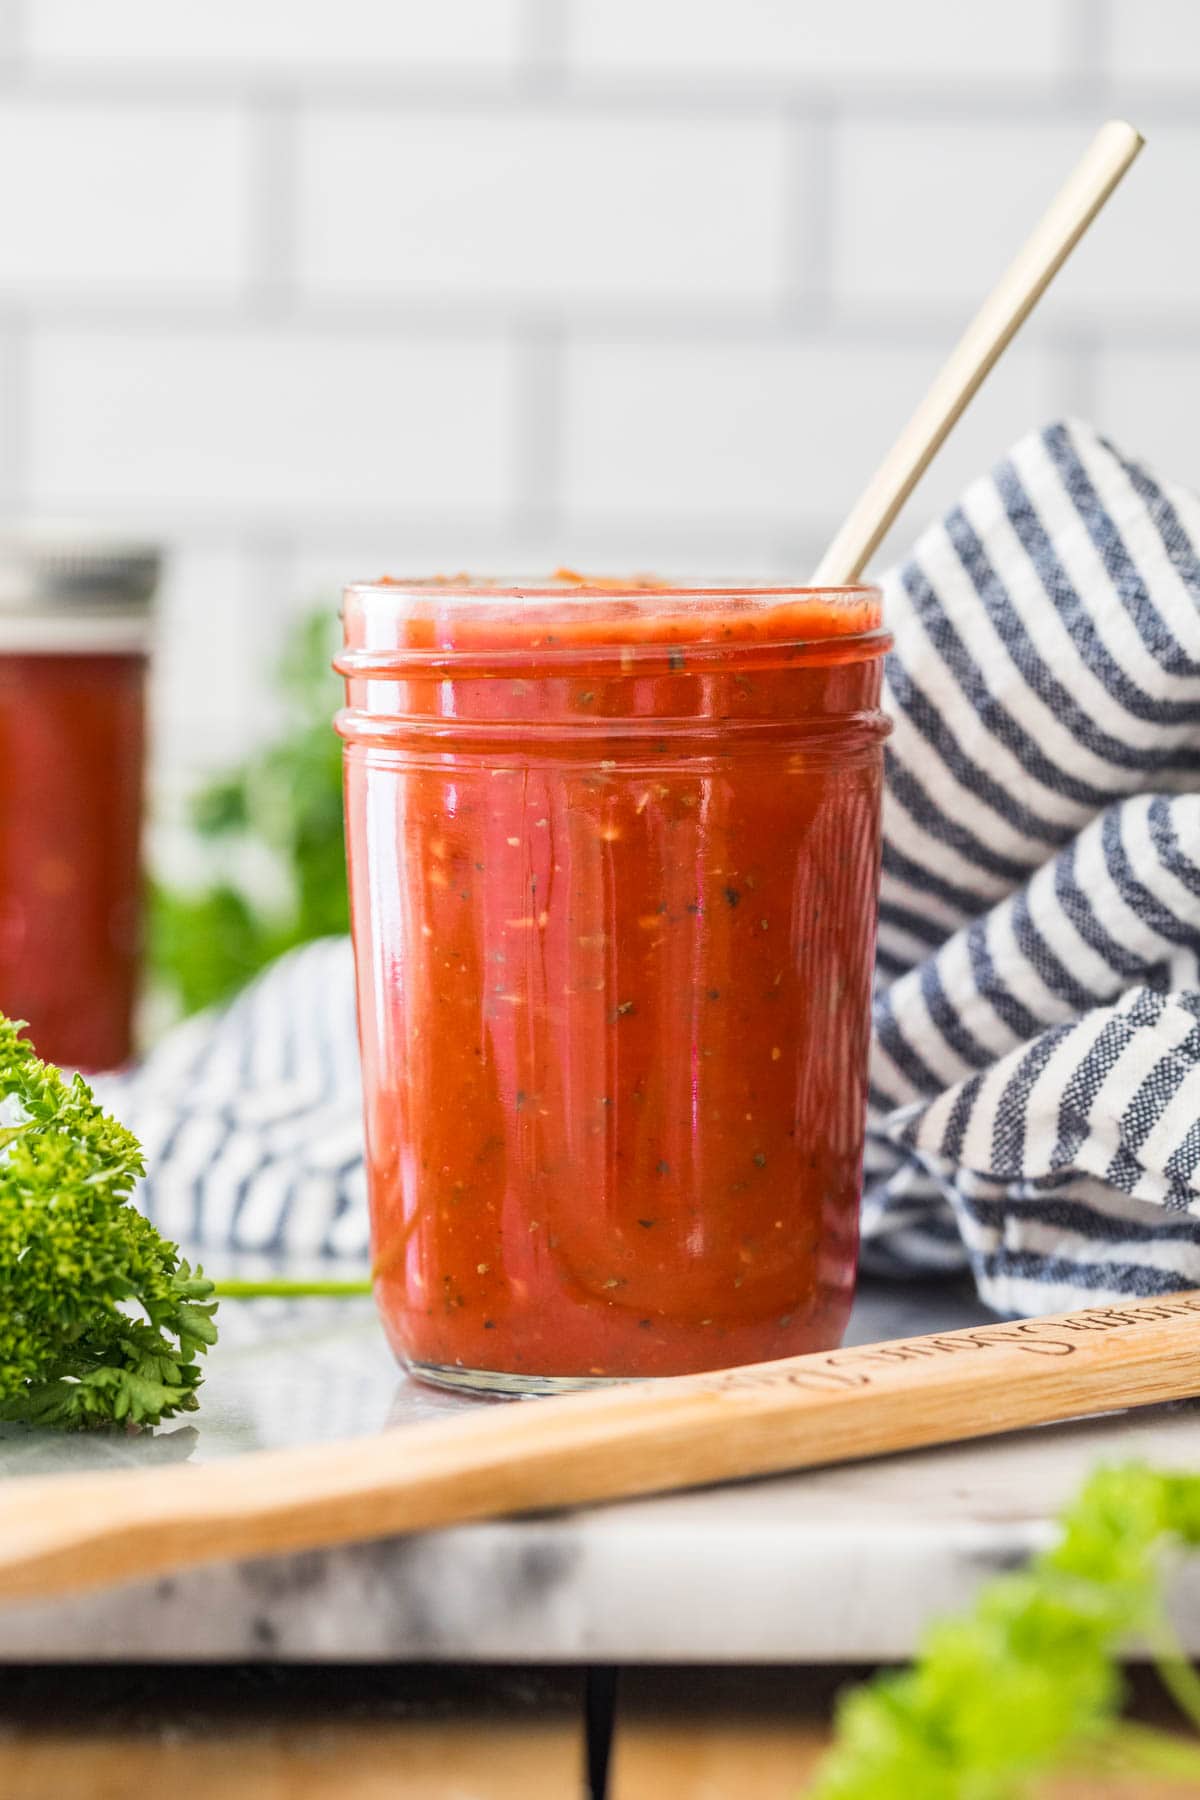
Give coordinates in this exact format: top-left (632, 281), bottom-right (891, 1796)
top-left (101, 419), bottom-right (1200, 1318)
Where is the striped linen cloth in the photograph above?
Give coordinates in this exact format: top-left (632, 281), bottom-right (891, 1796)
top-left (100, 419), bottom-right (1200, 1317)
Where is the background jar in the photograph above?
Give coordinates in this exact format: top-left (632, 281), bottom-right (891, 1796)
top-left (337, 581), bottom-right (891, 1393)
top-left (0, 536), bottom-right (159, 1071)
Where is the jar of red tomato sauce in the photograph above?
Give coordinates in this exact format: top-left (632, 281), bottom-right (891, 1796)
top-left (338, 578), bottom-right (890, 1392)
top-left (0, 536), bottom-right (158, 1071)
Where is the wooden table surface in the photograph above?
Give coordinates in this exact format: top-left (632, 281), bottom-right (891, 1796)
top-left (1, 1665), bottom-right (1196, 1800)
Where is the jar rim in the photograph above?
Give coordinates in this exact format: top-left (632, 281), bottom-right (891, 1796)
top-left (346, 577), bottom-right (881, 604)
top-left (340, 579), bottom-right (886, 674)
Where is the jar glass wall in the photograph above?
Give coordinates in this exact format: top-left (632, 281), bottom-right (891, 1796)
top-left (0, 540), bottom-right (157, 1072)
top-left (337, 580), bottom-right (890, 1393)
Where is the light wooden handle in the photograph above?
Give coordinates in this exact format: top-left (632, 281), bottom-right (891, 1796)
top-left (2, 1292), bottom-right (1200, 1604)
top-left (811, 117), bottom-right (1144, 586)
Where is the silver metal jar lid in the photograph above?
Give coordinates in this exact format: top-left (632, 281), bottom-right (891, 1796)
top-left (0, 531), bottom-right (161, 652)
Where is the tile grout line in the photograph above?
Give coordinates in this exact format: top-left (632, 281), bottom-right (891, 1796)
top-left (246, 88), bottom-right (300, 320)
top-left (0, 0), bottom-right (25, 63)
top-left (0, 67), bottom-right (1194, 122)
top-left (1056, 0), bottom-right (1115, 112)
top-left (781, 99), bottom-right (836, 326)
top-left (0, 310), bottom-right (30, 520)
top-left (1067, 0), bottom-right (1112, 89)
top-left (2, 502), bottom-right (866, 552)
top-left (511, 321), bottom-right (567, 550)
top-left (517, 0), bottom-right (569, 98)
top-left (242, 528), bottom-right (301, 704)
top-left (11, 296), bottom-right (1200, 352)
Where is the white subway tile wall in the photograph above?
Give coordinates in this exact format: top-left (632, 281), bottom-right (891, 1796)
top-left (296, 111), bottom-right (792, 310)
top-left (0, 100), bottom-right (251, 298)
top-left (30, 326), bottom-right (516, 519)
top-left (151, 545), bottom-right (270, 775)
top-left (1094, 348), bottom-right (1200, 494)
top-left (1107, 0), bottom-right (1200, 87)
top-left (834, 119), bottom-right (1200, 321)
top-left (26, 0), bottom-right (526, 72)
top-left (0, 0), bottom-right (1195, 808)
top-left (561, 339), bottom-right (1060, 534)
top-left (568, 0), bottom-right (1069, 83)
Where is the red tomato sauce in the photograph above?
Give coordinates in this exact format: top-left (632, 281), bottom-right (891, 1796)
top-left (0, 652), bottom-right (146, 1071)
top-left (339, 584), bottom-right (889, 1386)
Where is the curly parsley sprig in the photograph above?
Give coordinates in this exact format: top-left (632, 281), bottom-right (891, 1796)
top-left (812, 1463), bottom-right (1200, 1798)
top-left (0, 1016), bottom-right (217, 1430)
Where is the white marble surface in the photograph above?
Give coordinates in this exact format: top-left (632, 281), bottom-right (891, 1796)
top-left (3, 1279), bottom-right (1199, 1663)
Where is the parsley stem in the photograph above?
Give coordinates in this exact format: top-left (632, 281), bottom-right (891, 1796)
top-left (1146, 1612), bottom-right (1200, 1738)
top-left (212, 1279), bottom-right (373, 1299)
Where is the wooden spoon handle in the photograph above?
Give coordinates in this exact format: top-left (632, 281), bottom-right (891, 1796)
top-left (3, 1291), bottom-right (1200, 1604)
top-left (811, 117), bottom-right (1144, 585)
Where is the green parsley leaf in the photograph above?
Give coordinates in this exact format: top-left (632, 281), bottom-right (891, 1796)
top-left (0, 1015), bottom-right (217, 1431)
top-left (812, 1463), bottom-right (1200, 1798)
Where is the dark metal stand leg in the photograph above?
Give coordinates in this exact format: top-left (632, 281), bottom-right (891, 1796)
top-left (584, 1664), bottom-right (619, 1800)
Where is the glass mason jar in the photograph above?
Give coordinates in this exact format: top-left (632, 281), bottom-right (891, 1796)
top-left (337, 579), bottom-right (890, 1393)
top-left (0, 536), bottom-right (159, 1071)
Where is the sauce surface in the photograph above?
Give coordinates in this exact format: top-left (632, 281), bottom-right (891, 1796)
top-left (0, 652), bottom-right (145, 1072)
top-left (339, 584), bottom-right (888, 1382)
